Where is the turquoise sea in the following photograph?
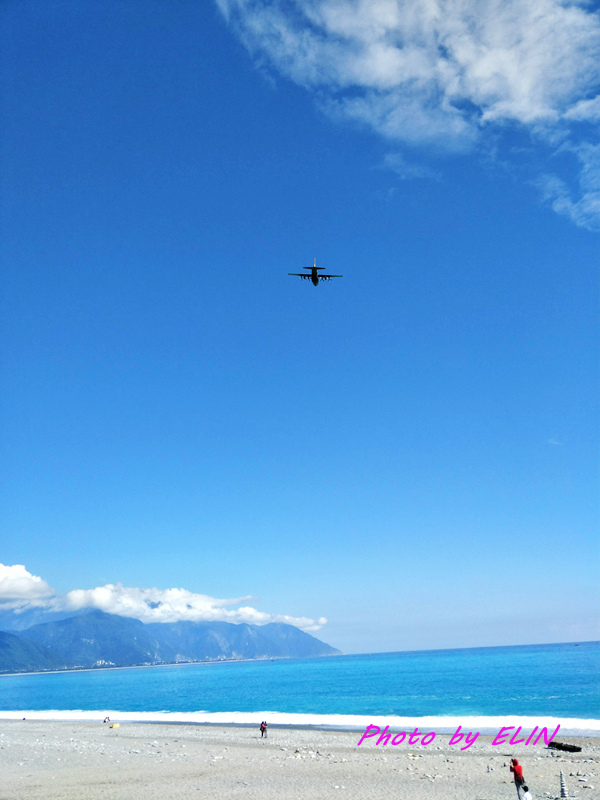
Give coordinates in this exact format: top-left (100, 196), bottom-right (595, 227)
top-left (1, 642), bottom-right (598, 731)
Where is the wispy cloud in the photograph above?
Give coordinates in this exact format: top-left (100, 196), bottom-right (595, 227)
top-left (0, 564), bottom-right (327, 632)
top-left (217, 0), bottom-right (600, 228)
top-left (383, 152), bottom-right (442, 181)
top-left (536, 142), bottom-right (600, 230)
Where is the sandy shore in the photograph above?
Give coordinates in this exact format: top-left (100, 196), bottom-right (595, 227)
top-left (1, 720), bottom-right (597, 800)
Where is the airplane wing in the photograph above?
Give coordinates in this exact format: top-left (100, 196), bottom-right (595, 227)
top-left (319, 274), bottom-right (343, 279)
top-left (288, 273), bottom-right (311, 278)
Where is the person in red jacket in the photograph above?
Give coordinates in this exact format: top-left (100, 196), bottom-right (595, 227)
top-left (510, 759), bottom-right (525, 797)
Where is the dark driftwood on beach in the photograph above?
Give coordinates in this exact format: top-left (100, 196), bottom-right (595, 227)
top-left (548, 741), bottom-right (582, 753)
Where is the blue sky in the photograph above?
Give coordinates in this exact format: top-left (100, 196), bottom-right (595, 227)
top-left (1, 0), bottom-right (598, 654)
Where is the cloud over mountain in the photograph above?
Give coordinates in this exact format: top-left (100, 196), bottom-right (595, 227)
top-left (0, 564), bottom-right (327, 632)
top-left (216, 0), bottom-right (600, 229)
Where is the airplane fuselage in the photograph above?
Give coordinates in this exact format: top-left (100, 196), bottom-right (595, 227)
top-left (288, 259), bottom-right (342, 285)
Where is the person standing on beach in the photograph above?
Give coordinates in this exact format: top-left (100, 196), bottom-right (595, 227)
top-left (510, 759), bottom-right (525, 797)
top-left (260, 721), bottom-right (267, 738)
top-left (522, 785), bottom-right (533, 799)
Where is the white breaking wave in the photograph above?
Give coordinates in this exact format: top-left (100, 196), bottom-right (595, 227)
top-left (0, 710), bottom-right (598, 736)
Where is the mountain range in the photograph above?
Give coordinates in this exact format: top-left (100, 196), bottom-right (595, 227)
top-left (0, 609), bottom-right (340, 673)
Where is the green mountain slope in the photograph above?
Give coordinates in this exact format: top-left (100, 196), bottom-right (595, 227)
top-left (0, 630), bottom-right (66, 673)
top-left (13, 610), bottom-right (340, 670)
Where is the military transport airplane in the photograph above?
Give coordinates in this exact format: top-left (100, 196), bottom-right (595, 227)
top-left (289, 259), bottom-right (343, 286)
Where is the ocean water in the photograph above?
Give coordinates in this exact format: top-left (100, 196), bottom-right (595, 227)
top-left (1, 642), bottom-right (598, 733)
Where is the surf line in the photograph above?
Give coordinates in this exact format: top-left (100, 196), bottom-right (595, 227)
top-left (357, 724), bottom-right (561, 750)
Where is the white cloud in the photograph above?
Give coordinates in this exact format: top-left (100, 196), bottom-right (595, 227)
top-left (383, 152), bottom-right (442, 180)
top-left (216, 0), bottom-right (600, 228)
top-left (565, 94), bottom-right (600, 122)
top-left (536, 142), bottom-right (600, 230)
top-left (59, 583), bottom-right (326, 629)
top-left (0, 564), bottom-right (326, 632)
top-left (0, 564), bottom-right (55, 607)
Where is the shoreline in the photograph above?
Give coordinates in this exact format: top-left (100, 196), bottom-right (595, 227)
top-left (2, 640), bottom-right (597, 679)
top-left (2, 710), bottom-right (599, 737)
top-left (0, 656), bottom-right (293, 679)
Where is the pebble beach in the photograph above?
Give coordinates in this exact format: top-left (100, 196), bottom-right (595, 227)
top-left (1, 720), bottom-right (597, 800)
